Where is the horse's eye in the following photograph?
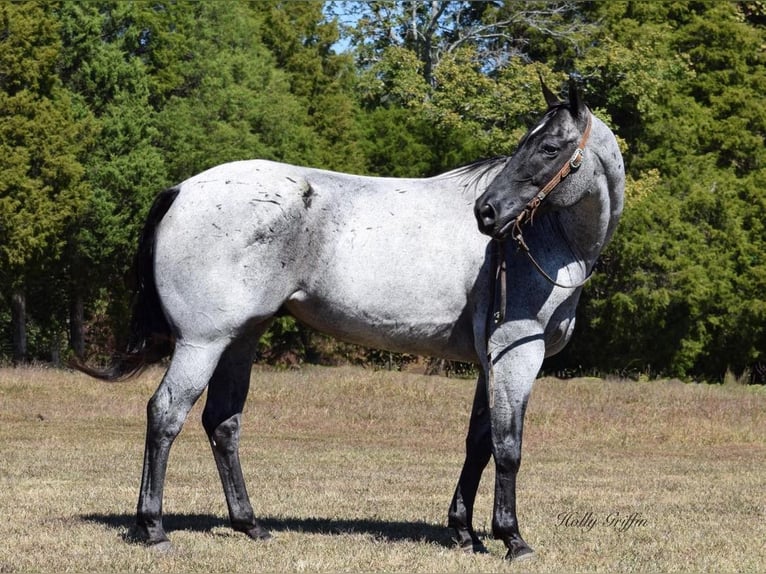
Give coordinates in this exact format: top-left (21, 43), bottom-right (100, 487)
top-left (541, 143), bottom-right (560, 156)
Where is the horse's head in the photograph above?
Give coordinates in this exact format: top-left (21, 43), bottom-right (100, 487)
top-left (475, 80), bottom-right (593, 240)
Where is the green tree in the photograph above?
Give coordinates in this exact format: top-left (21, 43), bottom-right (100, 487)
top-left (0, 1), bottom-right (92, 363)
top-left (56, 0), bottom-right (168, 357)
top-left (550, 1), bottom-right (766, 380)
top-left (257, 0), bottom-right (365, 172)
top-left (129, 1), bottom-right (358, 180)
top-left (56, 1), bottom-right (365, 360)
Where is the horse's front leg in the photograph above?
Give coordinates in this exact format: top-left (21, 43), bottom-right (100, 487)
top-left (489, 335), bottom-right (544, 561)
top-left (448, 373), bottom-right (491, 553)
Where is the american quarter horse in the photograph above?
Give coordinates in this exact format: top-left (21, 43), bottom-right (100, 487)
top-left (76, 81), bottom-right (624, 561)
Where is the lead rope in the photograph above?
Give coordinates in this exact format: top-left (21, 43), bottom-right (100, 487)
top-left (513, 227), bottom-right (592, 289)
top-left (486, 240), bottom-right (506, 409)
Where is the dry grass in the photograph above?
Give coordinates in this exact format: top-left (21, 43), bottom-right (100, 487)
top-left (0, 365), bottom-right (764, 573)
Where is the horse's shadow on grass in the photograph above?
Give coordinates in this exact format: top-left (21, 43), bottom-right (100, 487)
top-left (81, 512), bottom-right (461, 548)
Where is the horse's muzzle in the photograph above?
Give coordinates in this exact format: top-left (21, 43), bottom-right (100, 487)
top-left (475, 202), bottom-right (498, 236)
top-left (475, 202), bottom-right (518, 240)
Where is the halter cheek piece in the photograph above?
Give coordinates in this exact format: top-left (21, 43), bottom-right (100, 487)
top-left (511, 111), bottom-right (592, 251)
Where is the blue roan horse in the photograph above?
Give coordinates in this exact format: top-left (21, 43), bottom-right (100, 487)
top-left (78, 81), bottom-right (624, 561)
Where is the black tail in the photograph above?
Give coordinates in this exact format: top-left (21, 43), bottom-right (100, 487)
top-left (71, 187), bottom-right (180, 381)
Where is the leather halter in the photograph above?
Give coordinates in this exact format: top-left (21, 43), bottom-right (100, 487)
top-left (511, 110), bottom-right (592, 250)
top-left (492, 111), bottom-right (593, 326)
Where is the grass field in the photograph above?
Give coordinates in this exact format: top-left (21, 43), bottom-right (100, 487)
top-left (0, 364), bottom-right (764, 573)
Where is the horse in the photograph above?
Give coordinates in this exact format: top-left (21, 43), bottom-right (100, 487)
top-left (76, 80), bottom-right (624, 561)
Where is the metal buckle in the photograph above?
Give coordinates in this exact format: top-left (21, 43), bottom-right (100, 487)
top-left (569, 148), bottom-right (584, 170)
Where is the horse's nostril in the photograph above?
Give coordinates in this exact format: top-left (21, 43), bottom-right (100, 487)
top-left (478, 203), bottom-right (496, 227)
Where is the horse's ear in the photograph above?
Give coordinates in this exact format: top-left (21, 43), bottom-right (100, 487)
top-left (539, 72), bottom-right (560, 108)
top-left (567, 77), bottom-right (588, 120)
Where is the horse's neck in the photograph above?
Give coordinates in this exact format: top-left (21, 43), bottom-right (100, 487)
top-left (558, 192), bottom-right (611, 269)
top-left (558, 124), bottom-right (624, 269)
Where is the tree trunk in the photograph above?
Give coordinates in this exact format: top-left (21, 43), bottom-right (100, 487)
top-left (50, 330), bottom-right (61, 367)
top-left (11, 290), bottom-right (27, 365)
top-left (69, 294), bottom-right (85, 358)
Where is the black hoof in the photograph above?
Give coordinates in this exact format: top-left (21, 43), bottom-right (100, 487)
top-left (126, 524), bottom-right (170, 549)
top-left (452, 528), bottom-right (489, 554)
top-left (504, 537), bottom-right (534, 562)
top-left (236, 523), bottom-right (273, 542)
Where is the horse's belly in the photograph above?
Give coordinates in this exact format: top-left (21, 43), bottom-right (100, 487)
top-left (285, 290), bottom-right (477, 363)
top-left (282, 189), bottom-right (483, 362)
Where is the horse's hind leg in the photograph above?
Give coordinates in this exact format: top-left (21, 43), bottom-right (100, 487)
top-left (448, 373), bottom-right (492, 553)
top-left (202, 327), bottom-right (271, 541)
top-left (135, 340), bottom-right (228, 546)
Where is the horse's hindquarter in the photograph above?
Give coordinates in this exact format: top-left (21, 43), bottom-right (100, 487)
top-left (154, 160), bottom-right (486, 361)
top-left (153, 161), bottom-right (313, 340)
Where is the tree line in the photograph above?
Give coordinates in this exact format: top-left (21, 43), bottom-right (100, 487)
top-left (1, 0), bottom-right (764, 382)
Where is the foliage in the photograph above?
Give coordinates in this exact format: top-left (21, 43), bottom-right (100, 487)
top-left (0, 0), bottom-right (764, 381)
top-left (0, 1), bottom-right (93, 361)
top-left (334, 1), bottom-right (594, 83)
top-left (549, 1), bottom-right (766, 380)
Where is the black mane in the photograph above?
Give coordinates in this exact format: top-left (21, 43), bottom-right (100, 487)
top-left (445, 156), bottom-right (509, 196)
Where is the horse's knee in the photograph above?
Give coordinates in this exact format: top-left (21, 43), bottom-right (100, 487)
top-left (494, 440), bottom-right (522, 475)
top-left (545, 316), bottom-right (576, 357)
